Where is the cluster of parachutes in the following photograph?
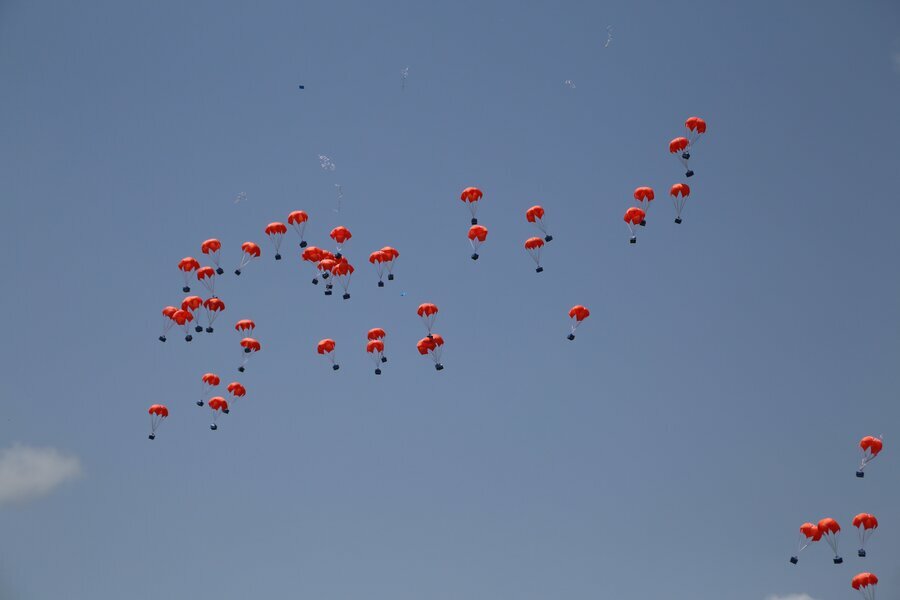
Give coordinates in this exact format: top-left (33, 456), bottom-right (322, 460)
top-left (624, 116), bottom-right (707, 243)
top-left (787, 436), bottom-right (884, 597)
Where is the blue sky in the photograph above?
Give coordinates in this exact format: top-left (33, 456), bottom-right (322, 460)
top-left (1, 1), bottom-right (899, 598)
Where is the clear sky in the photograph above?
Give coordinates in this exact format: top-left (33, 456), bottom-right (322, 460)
top-left (1, 1), bottom-right (899, 598)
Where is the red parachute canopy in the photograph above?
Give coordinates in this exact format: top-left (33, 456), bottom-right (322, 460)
top-left (417, 334), bottom-right (445, 354)
top-left (235, 319), bottom-right (255, 334)
top-left (417, 303), bottom-right (438, 317)
top-left (178, 257), bottom-right (200, 272)
top-left (460, 187), bottom-right (483, 203)
top-left (241, 242), bottom-right (261, 257)
top-left (369, 250), bottom-right (387, 264)
top-left (226, 382), bottom-right (246, 397)
top-left (330, 226), bottom-right (352, 244)
top-left (624, 207), bottom-right (646, 225)
top-left (526, 205), bottom-right (545, 222)
top-left (287, 211), bottom-right (308, 225)
top-left (265, 222), bottom-right (287, 235)
top-left (203, 297), bottom-right (224, 312)
top-left (633, 187), bottom-right (655, 202)
top-left (799, 522), bottom-right (822, 541)
top-left (366, 340), bottom-right (385, 354)
top-left (162, 306), bottom-right (178, 319)
top-left (852, 513), bottom-right (878, 530)
top-left (525, 237), bottom-right (545, 250)
top-left (172, 309), bottom-right (193, 325)
top-left (818, 518), bottom-right (840, 534)
top-left (197, 266), bottom-right (215, 280)
top-left (851, 572), bottom-right (878, 591)
top-left (860, 436), bottom-right (883, 456)
top-left (468, 225), bottom-right (488, 241)
top-left (181, 296), bottom-right (203, 312)
top-left (201, 239), bottom-right (221, 254)
top-left (201, 373), bottom-right (220, 386)
top-left (670, 183), bottom-right (691, 198)
top-left (208, 397), bottom-right (228, 412)
top-left (685, 116), bottom-right (707, 133)
top-left (368, 328), bottom-right (386, 340)
top-left (148, 404), bottom-right (169, 417)
top-left (669, 137), bottom-right (689, 153)
top-left (569, 305), bottom-right (590, 322)
top-left (302, 246), bottom-right (325, 263)
top-left (331, 259), bottom-right (354, 276)
top-left (317, 338), bottom-right (336, 354)
top-left (381, 246), bottom-right (399, 259)
top-left (240, 337), bottom-right (261, 353)
top-left (318, 258), bottom-right (336, 273)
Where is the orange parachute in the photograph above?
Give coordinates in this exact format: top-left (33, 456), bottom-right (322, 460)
top-left (159, 306), bottom-right (178, 342)
top-left (852, 513), bottom-right (878, 557)
top-left (202, 297), bottom-right (224, 333)
top-left (178, 257), bottom-right (200, 292)
top-left (460, 187), bottom-right (483, 224)
top-left (367, 327), bottom-right (386, 340)
top-left (633, 187), bottom-right (654, 226)
top-left (417, 303), bottom-right (439, 335)
top-left (235, 241), bottom-right (261, 276)
top-left (238, 337), bottom-right (260, 373)
top-left (567, 305), bottom-right (590, 340)
top-left (329, 226), bottom-right (352, 258)
top-left (172, 309), bottom-right (195, 342)
top-left (367, 339), bottom-right (385, 375)
top-left (857, 436), bottom-right (883, 477)
top-left (817, 517), bottom-right (842, 564)
top-left (198, 372), bottom-right (220, 407)
top-left (201, 239), bottom-right (224, 274)
top-left (468, 225), bottom-right (488, 261)
top-left (234, 319), bottom-right (255, 335)
top-left (623, 207), bottom-right (645, 244)
top-left (417, 334), bottom-right (445, 370)
top-left (196, 266), bottom-right (216, 296)
top-left (525, 237), bottom-right (545, 273)
top-left (331, 259), bottom-right (354, 300)
top-left (670, 183), bottom-right (691, 224)
top-left (369, 250), bottom-right (389, 287)
top-left (851, 572), bottom-right (878, 600)
top-left (526, 205), bottom-right (553, 242)
top-left (287, 210), bottom-right (309, 248)
top-left (264, 222), bottom-right (288, 260)
top-left (148, 404), bottom-right (169, 440)
top-left (208, 397), bottom-right (228, 430)
top-left (380, 246), bottom-right (399, 281)
top-left (317, 338), bottom-right (339, 370)
top-left (227, 382), bottom-right (246, 409)
top-left (790, 522), bottom-right (821, 564)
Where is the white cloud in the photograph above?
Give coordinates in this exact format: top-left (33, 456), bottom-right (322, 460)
top-left (766, 595), bottom-right (818, 600)
top-left (0, 444), bottom-right (82, 506)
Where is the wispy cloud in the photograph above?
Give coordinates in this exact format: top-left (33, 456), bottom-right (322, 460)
top-left (766, 594), bottom-right (818, 600)
top-left (0, 444), bottom-right (82, 506)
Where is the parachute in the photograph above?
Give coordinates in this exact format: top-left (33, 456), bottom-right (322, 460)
top-left (633, 187), bottom-right (654, 226)
top-left (238, 337), bottom-right (261, 373)
top-left (329, 226), bottom-right (352, 259)
top-left (417, 303), bottom-right (439, 336)
top-left (460, 186), bottom-right (483, 224)
top-left (234, 241), bottom-right (261, 276)
top-left (526, 205), bottom-right (553, 242)
top-left (789, 522), bottom-right (821, 564)
top-left (159, 306), bottom-right (178, 342)
top-left (525, 237), bottom-right (545, 273)
top-left (301, 246), bottom-right (330, 285)
top-left (670, 183), bottom-right (690, 224)
top-left (817, 517), bottom-right (843, 564)
top-left (851, 572), bottom-right (878, 600)
top-left (178, 257), bottom-right (200, 292)
top-left (317, 338), bottom-right (339, 370)
top-left (287, 210), bottom-right (309, 248)
top-left (226, 381), bottom-right (246, 410)
top-left (180, 296), bottom-right (204, 333)
top-left (468, 225), bottom-right (488, 260)
top-left (319, 258), bottom-right (337, 295)
top-left (201, 239), bottom-right (224, 274)
top-left (367, 339), bottom-right (385, 374)
top-left (172, 309), bottom-right (194, 342)
top-left (196, 266), bottom-right (217, 296)
top-left (199, 372), bottom-right (220, 407)
top-left (567, 305), bottom-right (590, 340)
top-left (331, 259), bottom-right (354, 300)
top-left (623, 207), bottom-right (646, 244)
top-left (380, 246), bottom-right (399, 281)
top-left (368, 328), bottom-right (387, 363)
top-left (148, 404), bottom-right (169, 440)
top-left (857, 436), bottom-right (883, 477)
top-left (369, 250), bottom-right (388, 287)
top-left (208, 396), bottom-right (228, 430)
top-left (669, 137), bottom-right (693, 178)
top-left (417, 334), bottom-right (444, 370)
top-left (852, 513), bottom-right (878, 557)
top-left (202, 297), bottom-right (225, 333)
top-left (264, 222), bottom-right (288, 260)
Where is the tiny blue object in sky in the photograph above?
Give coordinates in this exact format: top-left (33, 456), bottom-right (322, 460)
top-left (298, 85), bottom-right (305, 89)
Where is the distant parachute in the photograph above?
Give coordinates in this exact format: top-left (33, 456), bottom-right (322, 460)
top-left (201, 239), bottom-right (224, 274)
top-left (670, 116), bottom-right (707, 178)
top-left (669, 183), bottom-right (690, 224)
top-left (370, 250), bottom-right (389, 287)
top-left (178, 257), bottom-right (200, 292)
top-left (460, 187), bottom-right (483, 225)
top-left (851, 572), bottom-right (878, 600)
top-left (148, 404), bottom-right (169, 440)
top-left (468, 225), bottom-right (488, 261)
top-left (199, 372), bottom-right (220, 407)
top-left (633, 187), bottom-right (654, 226)
top-left (288, 211), bottom-right (309, 248)
top-left (417, 303), bottom-right (439, 336)
top-left (789, 522), bottom-right (821, 564)
top-left (329, 226), bottom-right (352, 259)
top-left (525, 237), bottom-right (545, 273)
top-left (235, 319), bottom-right (255, 335)
top-left (159, 306), bottom-right (178, 342)
top-left (567, 305), bottom-right (590, 340)
top-left (317, 338), bottom-right (339, 370)
top-left (526, 205), bottom-right (553, 242)
top-left (381, 246), bottom-right (399, 281)
top-left (857, 436), bottom-right (883, 477)
top-left (208, 397), bottom-right (228, 430)
top-left (417, 334), bottom-right (444, 370)
top-left (235, 242), bottom-right (261, 276)
top-left (238, 337), bottom-right (261, 373)
top-left (264, 222), bottom-right (288, 260)
top-left (331, 258), bottom-right (354, 300)
top-left (368, 328), bottom-right (388, 363)
top-left (181, 296), bottom-right (203, 335)
top-left (623, 207), bottom-right (646, 244)
top-left (202, 297), bottom-right (225, 332)
top-left (172, 309), bottom-right (194, 342)
top-left (227, 382), bottom-right (246, 410)
top-left (196, 266), bottom-right (217, 296)
top-left (817, 517), bottom-right (843, 564)
top-left (367, 340), bottom-right (385, 375)
top-left (852, 513), bottom-right (878, 557)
